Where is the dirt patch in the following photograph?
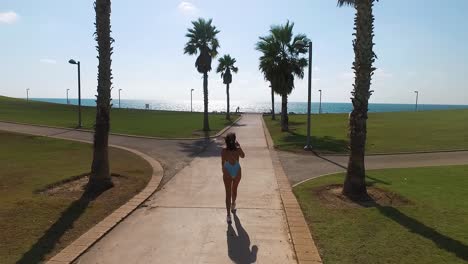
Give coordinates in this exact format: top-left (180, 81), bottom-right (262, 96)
top-left (40, 174), bottom-right (127, 199)
top-left (315, 184), bottom-right (412, 209)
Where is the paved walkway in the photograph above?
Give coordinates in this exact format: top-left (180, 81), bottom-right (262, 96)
top-left (279, 150), bottom-right (468, 186)
top-left (74, 114), bottom-right (296, 263)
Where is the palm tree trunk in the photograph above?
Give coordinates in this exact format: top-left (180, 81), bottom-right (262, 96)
top-left (226, 83), bottom-right (230, 120)
top-left (89, 0), bottom-right (113, 193)
top-left (280, 94), bottom-right (288, 131)
top-left (203, 72), bottom-right (210, 131)
top-left (342, 0), bottom-right (376, 200)
top-left (271, 86), bottom-right (276, 120)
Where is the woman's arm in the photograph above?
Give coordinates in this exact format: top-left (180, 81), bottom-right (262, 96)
top-left (237, 144), bottom-right (245, 158)
top-left (221, 149), bottom-right (226, 171)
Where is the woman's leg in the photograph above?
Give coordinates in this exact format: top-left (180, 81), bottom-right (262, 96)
top-left (231, 171), bottom-right (242, 205)
top-left (223, 174), bottom-right (232, 215)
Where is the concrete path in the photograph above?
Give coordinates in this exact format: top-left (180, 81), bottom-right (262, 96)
top-left (0, 121), bottom-right (209, 186)
top-left (279, 150), bottom-right (468, 186)
top-left (74, 114), bottom-right (296, 263)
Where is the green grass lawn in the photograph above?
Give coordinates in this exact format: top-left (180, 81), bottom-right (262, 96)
top-left (264, 109), bottom-right (468, 153)
top-left (294, 165), bottom-right (468, 264)
top-left (0, 96), bottom-right (238, 138)
top-left (0, 131), bottom-right (153, 264)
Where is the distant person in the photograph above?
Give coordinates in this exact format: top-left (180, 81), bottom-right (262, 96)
top-left (236, 106), bottom-right (240, 113)
top-left (221, 132), bottom-right (245, 224)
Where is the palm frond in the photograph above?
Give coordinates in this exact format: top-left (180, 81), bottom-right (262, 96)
top-left (337, 0), bottom-right (355, 7)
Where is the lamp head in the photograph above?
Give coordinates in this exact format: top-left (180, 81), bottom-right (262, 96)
top-left (68, 59), bottom-right (78, 65)
top-left (294, 40), bottom-right (307, 48)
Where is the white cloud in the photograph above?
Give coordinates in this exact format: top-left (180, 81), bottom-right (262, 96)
top-left (40, 59), bottom-right (57, 64)
top-left (177, 1), bottom-right (198, 14)
top-left (0, 11), bottom-right (19, 24)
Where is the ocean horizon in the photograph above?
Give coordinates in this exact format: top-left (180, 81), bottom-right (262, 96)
top-left (31, 98), bottom-right (468, 114)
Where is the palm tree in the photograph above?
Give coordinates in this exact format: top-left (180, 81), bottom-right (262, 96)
top-left (88, 0), bottom-right (114, 193)
top-left (184, 18), bottom-right (220, 131)
top-left (216, 54), bottom-right (238, 120)
top-left (256, 21), bottom-right (309, 131)
top-left (257, 43), bottom-right (277, 121)
top-left (338, 0), bottom-right (378, 199)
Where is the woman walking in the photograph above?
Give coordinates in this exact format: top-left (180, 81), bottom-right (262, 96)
top-left (221, 132), bottom-right (245, 224)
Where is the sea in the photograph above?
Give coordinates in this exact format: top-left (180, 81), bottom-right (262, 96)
top-left (32, 98), bottom-right (468, 114)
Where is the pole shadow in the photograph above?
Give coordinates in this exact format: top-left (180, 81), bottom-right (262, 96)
top-left (17, 188), bottom-right (107, 264)
top-left (226, 214), bottom-right (258, 264)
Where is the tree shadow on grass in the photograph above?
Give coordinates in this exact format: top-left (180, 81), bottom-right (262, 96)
top-left (378, 205), bottom-right (468, 261)
top-left (17, 188), bottom-right (107, 264)
top-left (354, 199), bottom-right (468, 262)
top-left (283, 132), bottom-right (348, 153)
top-left (227, 214), bottom-right (258, 264)
top-left (366, 175), bottom-right (391, 186)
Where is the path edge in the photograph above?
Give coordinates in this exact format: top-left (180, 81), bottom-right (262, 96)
top-left (261, 117), bottom-right (323, 264)
top-left (6, 135), bottom-right (167, 264)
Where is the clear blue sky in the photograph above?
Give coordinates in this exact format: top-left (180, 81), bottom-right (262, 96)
top-left (1, 0), bottom-right (467, 105)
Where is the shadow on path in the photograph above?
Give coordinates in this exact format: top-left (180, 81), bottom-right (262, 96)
top-left (177, 138), bottom-right (213, 158)
top-left (315, 154), bottom-right (347, 170)
top-left (226, 214), bottom-right (258, 264)
top-left (17, 189), bottom-right (106, 264)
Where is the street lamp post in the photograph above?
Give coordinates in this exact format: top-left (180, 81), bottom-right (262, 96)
top-left (294, 40), bottom-right (313, 150)
top-left (26, 88), bottom-right (30, 102)
top-left (414, 91), bottom-right (419, 112)
top-left (68, 59), bottom-right (82, 128)
top-left (66, 89), bottom-right (70, 104)
top-left (118, 89), bottom-right (122, 108)
top-left (318, 89), bottom-right (322, 114)
top-left (191, 89), bottom-right (194, 112)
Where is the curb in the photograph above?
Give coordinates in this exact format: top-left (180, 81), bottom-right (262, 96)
top-left (262, 117), bottom-right (323, 264)
top-left (2, 129), bottom-right (165, 264)
top-left (0, 115), bottom-right (242, 141)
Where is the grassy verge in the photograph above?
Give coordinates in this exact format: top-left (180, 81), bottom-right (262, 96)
top-left (264, 109), bottom-right (468, 153)
top-left (0, 131), bottom-right (153, 263)
top-left (0, 96), bottom-right (239, 138)
top-left (294, 165), bottom-right (468, 264)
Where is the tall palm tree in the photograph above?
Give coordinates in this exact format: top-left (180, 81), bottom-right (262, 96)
top-left (216, 54), bottom-right (238, 120)
top-left (256, 21), bottom-right (309, 131)
top-left (184, 18), bottom-right (220, 131)
top-left (88, 0), bottom-right (114, 192)
top-left (338, 0), bottom-right (378, 199)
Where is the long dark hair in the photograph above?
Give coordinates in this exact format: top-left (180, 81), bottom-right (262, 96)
top-left (225, 132), bottom-right (237, 151)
